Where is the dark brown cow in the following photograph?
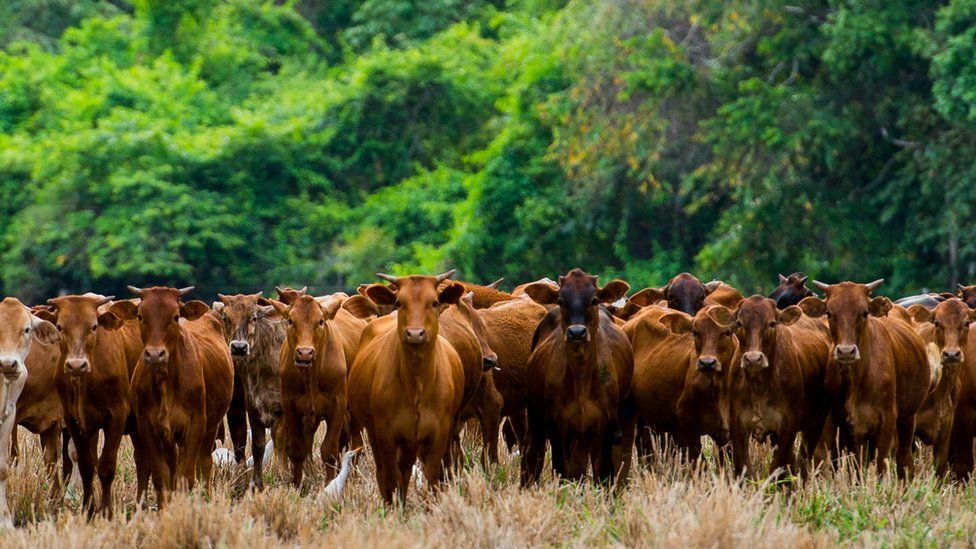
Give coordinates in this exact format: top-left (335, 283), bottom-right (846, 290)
top-left (275, 286), bottom-right (308, 306)
top-left (270, 294), bottom-right (362, 488)
top-left (768, 273), bottom-right (816, 309)
top-left (212, 292), bottom-right (285, 490)
top-left (626, 305), bottom-right (739, 462)
top-left (0, 298), bottom-right (59, 528)
top-left (624, 274), bottom-right (741, 319)
top-left (521, 269), bottom-right (634, 486)
top-left (957, 284), bottom-right (976, 309)
top-left (110, 286), bottom-right (234, 504)
top-left (798, 280), bottom-right (929, 477)
top-left (906, 299), bottom-right (975, 476)
top-left (728, 296), bottom-right (831, 478)
top-left (346, 271), bottom-right (466, 504)
top-left (35, 294), bottom-right (135, 516)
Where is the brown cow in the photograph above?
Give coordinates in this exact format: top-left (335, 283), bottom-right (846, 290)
top-left (212, 292), bottom-right (286, 490)
top-left (798, 280), bottom-right (929, 477)
top-left (275, 286), bottom-right (308, 306)
top-left (34, 294), bottom-right (135, 516)
top-left (728, 296), bottom-right (831, 478)
top-left (906, 299), bottom-right (975, 476)
top-left (627, 273), bottom-right (728, 316)
top-left (270, 294), bottom-right (361, 488)
top-left (110, 286), bottom-right (234, 504)
top-left (768, 273), bottom-right (816, 309)
top-left (521, 269), bottom-right (634, 486)
top-left (346, 271), bottom-right (466, 504)
top-left (0, 298), bottom-right (58, 527)
top-left (957, 284), bottom-right (976, 309)
top-left (626, 305), bottom-right (739, 462)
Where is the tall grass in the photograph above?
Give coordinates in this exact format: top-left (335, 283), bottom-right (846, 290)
top-left (3, 428), bottom-right (975, 547)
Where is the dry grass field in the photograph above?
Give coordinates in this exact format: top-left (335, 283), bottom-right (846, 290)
top-left (3, 426), bottom-right (976, 548)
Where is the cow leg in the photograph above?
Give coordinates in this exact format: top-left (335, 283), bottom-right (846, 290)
top-left (343, 414), bottom-right (365, 452)
top-left (422, 428), bottom-right (451, 488)
top-left (145, 433), bottom-right (172, 507)
top-left (39, 425), bottom-right (62, 497)
top-left (97, 417), bottom-right (126, 518)
top-left (228, 377), bottom-right (248, 463)
top-left (562, 433), bottom-right (588, 481)
top-left (770, 430), bottom-right (798, 482)
top-left (248, 408), bottom-right (267, 491)
top-left (319, 397), bottom-right (346, 482)
top-left (894, 415), bottom-right (915, 480)
top-left (612, 404), bottom-right (637, 486)
top-left (478, 377), bottom-right (503, 467)
top-left (396, 443), bottom-right (418, 505)
top-left (367, 427), bottom-right (398, 505)
top-left (130, 430), bottom-right (151, 506)
top-left (182, 420), bottom-right (209, 492)
top-left (284, 406), bottom-right (308, 489)
top-left (800, 414), bottom-right (829, 472)
top-left (61, 427), bottom-right (73, 489)
top-left (951, 409), bottom-right (976, 480)
top-left (0, 396), bottom-right (22, 528)
top-left (520, 405), bottom-right (547, 486)
top-left (730, 423), bottom-right (751, 478)
top-left (504, 411), bottom-right (528, 453)
top-left (934, 419), bottom-right (953, 479)
top-left (72, 430), bottom-right (97, 517)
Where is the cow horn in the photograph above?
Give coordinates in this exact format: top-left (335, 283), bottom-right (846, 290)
top-left (297, 286), bottom-right (308, 294)
top-left (127, 285), bottom-right (144, 296)
top-left (177, 286), bottom-right (195, 296)
top-left (97, 295), bottom-right (115, 306)
top-left (779, 274), bottom-right (788, 284)
top-left (798, 276), bottom-right (808, 285)
top-left (434, 269), bottom-right (457, 284)
top-left (865, 279), bottom-right (884, 292)
top-left (812, 280), bottom-right (830, 291)
top-left (487, 278), bottom-right (504, 289)
top-left (376, 273), bottom-right (400, 285)
top-left (959, 283), bottom-right (967, 292)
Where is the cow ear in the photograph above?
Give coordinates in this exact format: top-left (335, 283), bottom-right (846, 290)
top-left (706, 306), bottom-right (734, 327)
top-left (969, 308), bottom-right (976, 322)
top-left (365, 284), bottom-right (397, 307)
top-left (97, 311), bottom-right (125, 331)
top-left (438, 282), bottom-right (465, 306)
top-left (628, 287), bottom-right (665, 307)
top-left (342, 295), bottom-right (378, 319)
top-left (704, 280), bottom-right (723, 295)
top-left (869, 296), bottom-right (892, 317)
top-left (180, 300), bottom-right (210, 321)
top-left (33, 308), bottom-right (57, 324)
top-left (211, 301), bottom-right (225, 313)
top-left (267, 299), bottom-right (289, 319)
top-left (257, 296), bottom-right (273, 306)
top-left (907, 304), bottom-right (933, 324)
top-left (798, 296), bottom-right (826, 318)
top-left (110, 300), bottom-right (138, 321)
top-left (253, 305), bottom-right (274, 319)
top-left (658, 312), bottom-right (693, 335)
top-left (30, 316), bottom-right (60, 345)
top-left (524, 283), bottom-right (559, 305)
top-left (777, 305), bottom-right (802, 326)
top-left (320, 298), bottom-right (344, 321)
top-left (597, 279), bottom-right (630, 304)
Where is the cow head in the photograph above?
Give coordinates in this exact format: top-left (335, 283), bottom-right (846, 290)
top-left (275, 286), bottom-right (308, 306)
top-left (456, 292), bottom-right (498, 371)
top-left (768, 272), bottom-right (815, 309)
top-left (270, 295), bottom-right (343, 370)
top-left (0, 297), bottom-right (59, 379)
top-left (628, 273), bottom-right (721, 317)
top-left (110, 286), bottom-right (209, 372)
top-left (957, 284), bottom-right (976, 309)
top-left (798, 280), bottom-right (889, 364)
top-left (659, 305), bottom-right (737, 375)
top-left (908, 298), bottom-right (976, 367)
top-left (733, 295), bottom-right (801, 373)
top-left (214, 292), bottom-right (275, 358)
top-left (523, 268), bottom-right (628, 348)
top-left (363, 270), bottom-right (463, 349)
top-left (35, 294), bottom-right (123, 377)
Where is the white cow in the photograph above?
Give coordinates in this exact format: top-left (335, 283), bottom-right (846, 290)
top-left (0, 298), bottom-right (58, 528)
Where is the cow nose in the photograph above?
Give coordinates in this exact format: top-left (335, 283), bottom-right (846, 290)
top-left (65, 358), bottom-right (90, 376)
top-left (144, 347), bottom-right (168, 364)
top-left (229, 340), bottom-right (250, 356)
top-left (294, 347), bottom-right (315, 367)
top-left (403, 328), bottom-right (427, 346)
top-left (697, 356), bottom-right (718, 373)
top-left (742, 351), bottom-right (766, 369)
top-left (834, 344), bottom-right (860, 363)
top-left (565, 325), bottom-right (589, 343)
top-left (0, 359), bottom-right (18, 374)
top-left (482, 352), bottom-right (498, 372)
top-left (943, 348), bottom-right (964, 364)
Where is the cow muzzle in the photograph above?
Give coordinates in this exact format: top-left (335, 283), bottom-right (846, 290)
top-left (144, 347), bottom-right (168, 365)
top-left (229, 340), bottom-right (250, 357)
top-left (565, 325), bottom-right (589, 344)
top-left (403, 327), bottom-right (428, 346)
top-left (741, 351), bottom-right (768, 371)
top-left (294, 347), bottom-right (315, 369)
top-left (0, 358), bottom-right (21, 378)
top-left (697, 356), bottom-right (720, 374)
top-left (942, 347), bottom-right (964, 365)
top-left (833, 344), bottom-right (860, 364)
top-left (64, 358), bottom-right (90, 376)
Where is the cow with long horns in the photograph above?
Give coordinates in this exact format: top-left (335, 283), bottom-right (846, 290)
top-left (110, 286), bottom-right (234, 504)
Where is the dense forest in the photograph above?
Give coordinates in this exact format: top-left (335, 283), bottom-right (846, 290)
top-left (1, 0), bottom-right (974, 300)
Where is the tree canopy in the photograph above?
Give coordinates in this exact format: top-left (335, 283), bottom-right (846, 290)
top-left (1, 0), bottom-right (973, 301)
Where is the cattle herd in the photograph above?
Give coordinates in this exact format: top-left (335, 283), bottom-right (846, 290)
top-left (0, 269), bottom-right (975, 525)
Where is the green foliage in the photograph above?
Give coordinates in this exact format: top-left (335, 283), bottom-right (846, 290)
top-left (0, 0), bottom-right (972, 300)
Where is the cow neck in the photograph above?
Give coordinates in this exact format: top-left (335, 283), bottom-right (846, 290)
top-left (151, 326), bottom-right (191, 444)
top-left (396, 334), bottom-right (438, 401)
top-left (296, 323), bottom-right (333, 417)
top-left (838, 319), bottom-right (879, 402)
top-left (563, 327), bottom-right (604, 399)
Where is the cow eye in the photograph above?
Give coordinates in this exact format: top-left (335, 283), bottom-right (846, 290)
top-left (393, 299), bottom-right (401, 308)
top-left (725, 329), bottom-right (733, 336)
top-left (934, 320), bottom-right (941, 328)
top-left (431, 300), bottom-right (439, 308)
top-left (591, 297), bottom-right (599, 305)
top-left (23, 326), bottom-right (30, 334)
top-left (768, 322), bottom-right (776, 329)
top-left (318, 319), bottom-right (325, 326)
top-left (861, 311), bottom-right (868, 319)
top-left (55, 325), bottom-right (62, 332)
top-left (173, 314), bottom-right (180, 322)
top-left (92, 325), bottom-right (98, 332)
